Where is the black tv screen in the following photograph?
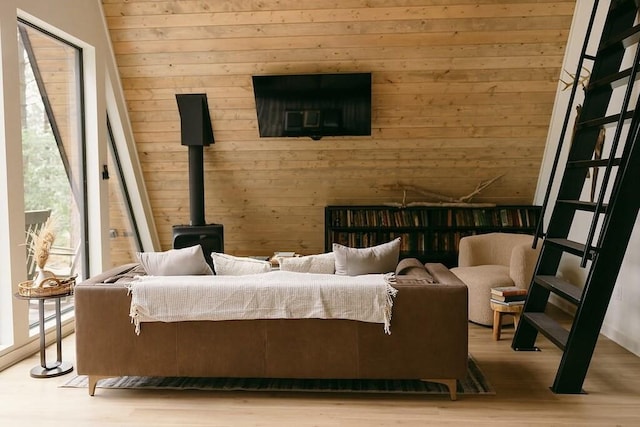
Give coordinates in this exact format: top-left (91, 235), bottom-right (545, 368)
top-left (252, 72), bottom-right (372, 140)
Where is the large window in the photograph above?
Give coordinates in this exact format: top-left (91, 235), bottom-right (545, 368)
top-left (107, 119), bottom-right (142, 266)
top-left (18, 20), bottom-right (86, 329)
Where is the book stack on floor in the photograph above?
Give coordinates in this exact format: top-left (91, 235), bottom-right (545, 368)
top-left (490, 286), bottom-right (527, 305)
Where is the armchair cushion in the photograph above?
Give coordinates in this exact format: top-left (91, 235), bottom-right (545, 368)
top-left (509, 241), bottom-right (541, 289)
top-left (451, 265), bottom-right (513, 326)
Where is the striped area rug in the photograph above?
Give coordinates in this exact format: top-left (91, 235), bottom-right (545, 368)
top-left (62, 356), bottom-right (494, 395)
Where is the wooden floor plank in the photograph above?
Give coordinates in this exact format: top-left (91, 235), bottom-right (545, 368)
top-left (0, 308), bottom-right (639, 426)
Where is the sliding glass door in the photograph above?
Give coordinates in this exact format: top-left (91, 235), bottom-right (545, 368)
top-left (18, 20), bottom-right (86, 329)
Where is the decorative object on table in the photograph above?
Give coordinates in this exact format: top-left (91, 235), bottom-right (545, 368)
top-left (490, 286), bottom-right (528, 303)
top-left (273, 251), bottom-right (296, 258)
top-left (270, 251), bottom-right (298, 267)
top-left (490, 286), bottom-right (528, 297)
top-left (19, 216), bottom-right (75, 297)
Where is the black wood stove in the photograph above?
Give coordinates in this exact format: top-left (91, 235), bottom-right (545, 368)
top-left (172, 94), bottom-right (223, 266)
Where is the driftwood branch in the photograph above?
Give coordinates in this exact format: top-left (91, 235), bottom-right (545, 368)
top-left (381, 174), bottom-right (505, 207)
top-left (458, 174), bottom-right (505, 202)
top-left (381, 183), bottom-right (458, 203)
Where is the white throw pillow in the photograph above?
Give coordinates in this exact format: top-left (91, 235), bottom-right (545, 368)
top-left (333, 237), bottom-right (401, 276)
top-left (137, 245), bottom-right (213, 276)
top-left (279, 253), bottom-right (335, 274)
top-left (211, 252), bottom-right (271, 275)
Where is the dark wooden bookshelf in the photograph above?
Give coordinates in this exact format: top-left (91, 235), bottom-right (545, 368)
top-left (325, 205), bottom-right (541, 267)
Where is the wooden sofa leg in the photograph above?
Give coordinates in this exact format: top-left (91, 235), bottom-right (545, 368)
top-left (423, 378), bottom-right (457, 401)
top-left (88, 376), bottom-right (109, 396)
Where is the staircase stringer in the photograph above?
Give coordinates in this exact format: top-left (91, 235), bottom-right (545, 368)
top-left (552, 109), bottom-right (640, 393)
top-left (512, 0), bottom-right (640, 393)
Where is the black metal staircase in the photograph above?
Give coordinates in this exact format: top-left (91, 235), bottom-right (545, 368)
top-left (511, 0), bottom-right (640, 394)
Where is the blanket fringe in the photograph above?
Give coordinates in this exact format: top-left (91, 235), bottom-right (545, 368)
top-left (127, 282), bottom-right (142, 335)
top-left (130, 303), bottom-right (142, 335)
top-left (384, 273), bottom-right (399, 335)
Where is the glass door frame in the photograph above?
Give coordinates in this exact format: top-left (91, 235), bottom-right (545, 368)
top-left (17, 18), bottom-right (87, 331)
top-left (18, 17), bottom-right (89, 278)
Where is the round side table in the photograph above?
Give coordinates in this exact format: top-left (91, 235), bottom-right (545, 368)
top-left (14, 291), bottom-right (74, 378)
top-left (490, 300), bottom-right (524, 341)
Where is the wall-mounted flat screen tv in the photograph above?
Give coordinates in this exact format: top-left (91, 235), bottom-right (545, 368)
top-left (252, 72), bottom-right (371, 140)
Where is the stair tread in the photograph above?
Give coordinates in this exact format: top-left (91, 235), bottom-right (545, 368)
top-left (587, 66), bottom-right (639, 91)
top-left (577, 110), bottom-right (635, 129)
top-left (557, 200), bottom-right (609, 213)
top-left (522, 312), bottom-right (569, 350)
top-left (598, 23), bottom-right (640, 53)
top-left (545, 238), bottom-right (596, 259)
top-left (534, 275), bottom-right (582, 304)
top-left (567, 158), bottom-right (622, 168)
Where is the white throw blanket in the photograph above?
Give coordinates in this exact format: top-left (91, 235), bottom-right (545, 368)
top-left (127, 270), bottom-right (398, 335)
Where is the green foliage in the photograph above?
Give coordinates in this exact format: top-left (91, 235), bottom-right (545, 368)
top-left (22, 128), bottom-right (73, 246)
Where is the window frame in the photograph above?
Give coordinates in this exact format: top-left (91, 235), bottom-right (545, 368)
top-left (18, 18), bottom-right (88, 330)
top-left (18, 17), bottom-right (89, 277)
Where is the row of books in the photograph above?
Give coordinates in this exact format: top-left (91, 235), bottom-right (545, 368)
top-left (329, 231), bottom-right (479, 253)
top-left (329, 207), bottom-right (539, 228)
top-left (330, 232), bottom-right (412, 251)
top-left (330, 209), bottom-right (429, 228)
top-left (434, 209), bottom-right (537, 228)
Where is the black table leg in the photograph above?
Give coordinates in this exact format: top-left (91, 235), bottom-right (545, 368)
top-left (29, 297), bottom-right (73, 378)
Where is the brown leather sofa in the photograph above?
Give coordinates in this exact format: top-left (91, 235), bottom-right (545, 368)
top-left (75, 260), bottom-right (468, 399)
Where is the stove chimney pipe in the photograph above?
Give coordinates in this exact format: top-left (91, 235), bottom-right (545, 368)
top-left (175, 94), bottom-right (214, 226)
top-left (173, 94), bottom-right (223, 266)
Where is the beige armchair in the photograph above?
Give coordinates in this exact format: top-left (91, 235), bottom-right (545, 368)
top-left (450, 232), bottom-right (541, 326)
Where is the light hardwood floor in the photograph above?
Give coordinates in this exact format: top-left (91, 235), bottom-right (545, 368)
top-left (1, 312), bottom-right (639, 426)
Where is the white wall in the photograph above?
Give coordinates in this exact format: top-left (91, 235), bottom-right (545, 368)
top-left (536, 0), bottom-right (640, 356)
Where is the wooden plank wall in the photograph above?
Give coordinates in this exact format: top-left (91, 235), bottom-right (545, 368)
top-left (102, 0), bottom-right (576, 256)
